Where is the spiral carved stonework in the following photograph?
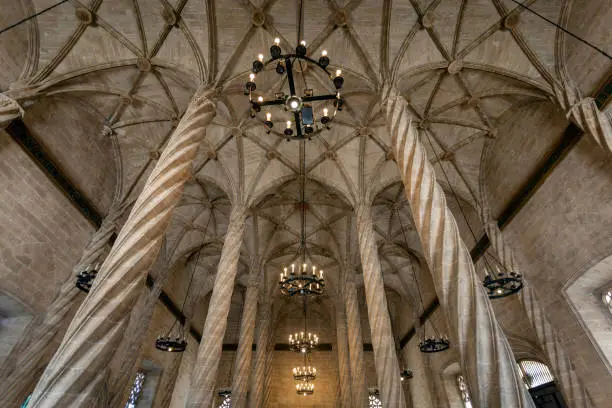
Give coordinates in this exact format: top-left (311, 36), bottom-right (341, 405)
top-left (0, 208), bottom-right (122, 407)
top-left (249, 304), bottom-right (273, 408)
top-left (27, 88), bottom-right (217, 407)
top-left (385, 85), bottom-right (534, 408)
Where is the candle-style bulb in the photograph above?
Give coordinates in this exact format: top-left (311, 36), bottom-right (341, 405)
top-left (257, 96), bottom-right (263, 102)
top-left (335, 69), bottom-right (342, 77)
top-left (249, 73), bottom-right (256, 81)
top-left (300, 40), bottom-right (306, 46)
top-left (323, 107), bottom-right (329, 116)
top-left (274, 37), bottom-right (280, 45)
top-left (266, 112), bottom-right (272, 121)
top-left (286, 120), bottom-right (292, 129)
top-left (322, 49), bottom-right (328, 56)
top-left (258, 53), bottom-right (264, 62)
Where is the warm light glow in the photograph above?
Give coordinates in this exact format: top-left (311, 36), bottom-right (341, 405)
top-left (249, 73), bottom-right (255, 81)
top-left (257, 96), bottom-right (263, 102)
top-left (323, 108), bottom-right (329, 116)
top-left (258, 53), bottom-right (264, 62)
top-left (266, 112), bottom-right (272, 121)
top-left (322, 49), bottom-right (328, 56)
top-left (335, 69), bottom-right (342, 77)
top-left (274, 37), bottom-right (280, 45)
top-left (290, 100), bottom-right (299, 109)
top-left (291, 264), bottom-right (295, 273)
top-left (286, 120), bottom-right (292, 129)
top-left (300, 40), bottom-right (306, 46)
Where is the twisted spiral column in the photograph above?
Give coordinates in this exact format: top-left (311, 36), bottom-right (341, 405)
top-left (0, 208), bottom-right (122, 406)
top-left (344, 279), bottom-right (369, 408)
top-left (483, 219), bottom-right (593, 407)
top-left (27, 87), bottom-right (217, 407)
top-left (186, 204), bottom-right (247, 407)
top-left (249, 303), bottom-right (272, 408)
top-left (230, 280), bottom-right (259, 408)
top-left (386, 86), bottom-right (534, 408)
top-left (335, 298), bottom-right (353, 408)
top-left (553, 80), bottom-right (612, 154)
top-left (355, 203), bottom-right (407, 408)
top-left (0, 93), bottom-right (23, 128)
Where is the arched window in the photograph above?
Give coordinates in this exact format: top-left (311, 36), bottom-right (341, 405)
top-left (517, 359), bottom-right (555, 389)
top-left (603, 288), bottom-right (612, 313)
top-left (368, 389), bottom-right (382, 408)
top-left (218, 391), bottom-right (231, 408)
top-left (125, 370), bottom-right (145, 408)
top-left (456, 375), bottom-right (473, 408)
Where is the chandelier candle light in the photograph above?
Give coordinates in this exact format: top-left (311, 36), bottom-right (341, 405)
top-left (296, 381), bottom-right (314, 396)
top-left (279, 263), bottom-right (325, 296)
top-left (289, 331), bottom-right (319, 353)
top-left (245, 37), bottom-right (345, 140)
top-left (75, 263), bottom-right (100, 293)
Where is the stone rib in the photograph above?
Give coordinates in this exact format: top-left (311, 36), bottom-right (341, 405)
top-left (231, 282), bottom-right (259, 408)
top-left (27, 87), bottom-right (216, 407)
top-left (386, 87), bottom-right (534, 408)
top-left (344, 280), bottom-right (369, 408)
top-left (356, 203), bottom-right (407, 408)
top-left (186, 204), bottom-right (247, 407)
top-left (0, 209), bottom-right (121, 406)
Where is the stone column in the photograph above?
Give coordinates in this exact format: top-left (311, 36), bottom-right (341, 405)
top-left (27, 87), bottom-right (217, 407)
top-left (553, 80), bottom-right (612, 154)
top-left (386, 86), bottom-right (534, 408)
top-left (335, 298), bottom-right (353, 408)
top-left (0, 206), bottom-right (123, 406)
top-left (0, 93), bottom-right (23, 128)
top-left (483, 218), bottom-right (593, 407)
top-left (355, 202), bottom-right (407, 408)
top-left (186, 204), bottom-right (247, 407)
top-left (344, 278), bottom-right (369, 408)
top-left (230, 280), bottom-right (259, 408)
top-left (249, 302), bottom-right (272, 408)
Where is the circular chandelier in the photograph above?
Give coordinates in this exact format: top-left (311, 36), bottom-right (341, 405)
top-left (419, 336), bottom-right (450, 353)
top-left (400, 369), bottom-right (413, 381)
top-left (295, 381), bottom-right (314, 396)
top-left (75, 263), bottom-right (99, 293)
top-left (289, 331), bottom-right (319, 353)
top-left (483, 271), bottom-right (523, 299)
top-left (292, 365), bottom-right (317, 382)
top-left (279, 263), bottom-right (325, 296)
top-left (245, 38), bottom-right (344, 140)
top-left (155, 335), bottom-right (187, 353)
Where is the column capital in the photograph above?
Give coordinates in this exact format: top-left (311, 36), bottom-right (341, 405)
top-left (0, 93), bottom-right (24, 129)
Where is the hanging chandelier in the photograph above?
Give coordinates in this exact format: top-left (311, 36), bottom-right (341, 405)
top-left (419, 335), bottom-right (450, 353)
top-left (279, 263), bottom-right (325, 296)
top-left (296, 381), bottom-right (314, 396)
top-left (245, 37), bottom-right (344, 140)
top-left (292, 365), bottom-right (317, 382)
top-left (400, 369), bottom-right (413, 381)
top-left (482, 254), bottom-right (523, 298)
top-left (289, 331), bottom-right (319, 353)
top-left (75, 263), bottom-right (99, 293)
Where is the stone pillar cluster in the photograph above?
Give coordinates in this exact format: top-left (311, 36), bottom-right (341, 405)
top-left (385, 85), bottom-right (535, 407)
top-left (344, 277), bottom-right (370, 408)
top-left (335, 298), bottom-right (353, 408)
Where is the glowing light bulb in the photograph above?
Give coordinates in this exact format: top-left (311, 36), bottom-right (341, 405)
top-left (286, 120), bottom-right (292, 129)
top-left (266, 112), bottom-right (272, 121)
top-left (258, 53), bottom-right (264, 61)
top-left (300, 40), bottom-right (306, 46)
top-left (291, 264), bottom-right (295, 273)
top-left (335, 69), bottom-right (342, 77)
top-left (249, 73), bottom-right (255, 81)
top-left (323, 108), bottom-right (329, 116)
top-left (274, 37), bottom-right (280, 45)
top-left (290, 100), bottom-right (299, 109)
top-left (257, 96), bottom-right (263, 102)
top-left (322, 49), bottom-right (328, 56)
top-left (320, 270), bottom-right (323, 279)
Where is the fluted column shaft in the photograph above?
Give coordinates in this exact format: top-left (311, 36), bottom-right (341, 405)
top-left (249, 304), bottom-right (272, 408)
top-left (553, 80), bottom-right (612, 154)
top-left (483, 220), bottom-right (593, 407)
top-left (186, 204), bottom-right (247, 407)
top-left (28, 87), bottom-right (217, 407)
top-left (356, 203), bottom-right (407, 407)
top-left (231, 282), bottom-right (259, 408)
top-left (386, 86), bottom-right (534, 408)
top-left (344, 280), bottom-right (369, 408)
top-left (0, 208), bottom-right (121, 406)
top-left (335, 300), bottom-right (353, 408)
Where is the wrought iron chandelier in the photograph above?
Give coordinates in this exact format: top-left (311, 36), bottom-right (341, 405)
top-left (289, 331), bottom-right (319, 353)
top-left (482, 254), bottom-right (523, 298)
top-left (75, 263), bottom-right (99, 293)
top-left (296, 381), bottom-right (314, 396)
top-left (419, 334), bottom-right (450, 353)
top-left (245, 38), bottom-right (344, 140)
top-left (400, 369), bottom-right (414, 381)
top-left (292, 365), bottom-right (317, 382)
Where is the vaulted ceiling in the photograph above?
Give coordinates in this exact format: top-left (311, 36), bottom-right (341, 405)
top-left (1, 0), bottom-right (609, 325)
